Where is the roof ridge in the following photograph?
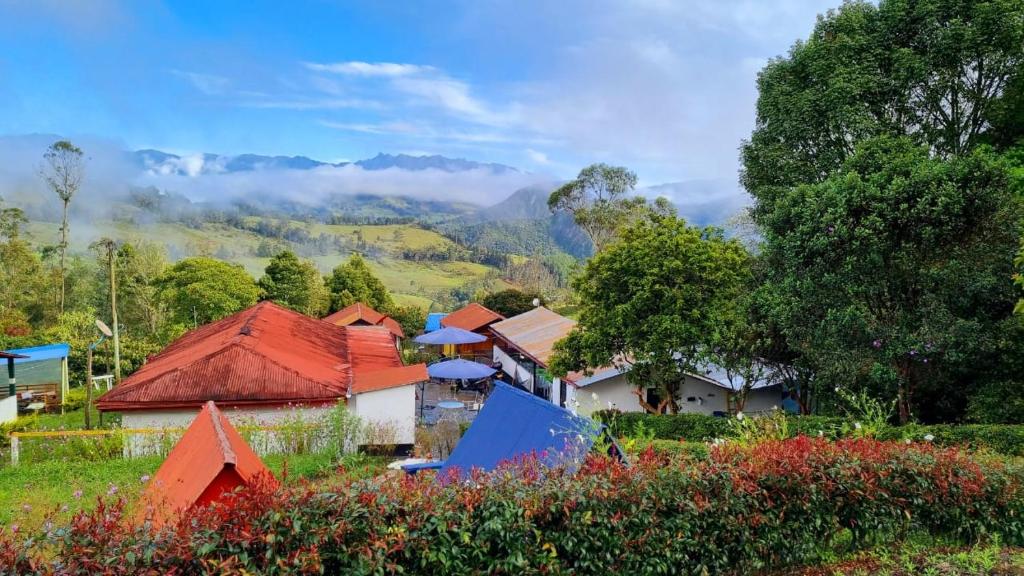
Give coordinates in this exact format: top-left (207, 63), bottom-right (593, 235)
top-left (206, 402), bottom-right (237, 466)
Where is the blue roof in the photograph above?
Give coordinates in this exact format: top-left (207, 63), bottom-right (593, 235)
top-left (438, 382), bottom-right (600, 478)
top-left (424, 313), bottom-right (448, 333)
top-left (4, 343), bottom-right (70, 363)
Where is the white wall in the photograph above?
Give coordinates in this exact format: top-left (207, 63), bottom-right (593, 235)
top-left (348, 385), bottom-right (416, 446)
top-left (121, 404), bottom-right (337, 457)
top-left (569, 373), bottom-right (644, 415)
top-left (566, 374), bottom-right (781, 416)
top-left (0, 396), bottom-right (16, 424)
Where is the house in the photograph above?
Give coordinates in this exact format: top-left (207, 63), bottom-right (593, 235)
top-left (490, 306), bottom-right (782, 416)
top-left (440, 303), bottom-right (504, 359)
top-left (138, 400), bottom-right (276, 527)
top-left (97, 301), bottom-right (427, 450)
top-left (404, 382), bottom-right (621, 477)
top-left (323, 302), bottom-right (405, 346)
top-left (489, 306), bottom-right (576, 407)
top-left (564, 364), bottom-right (783, 416)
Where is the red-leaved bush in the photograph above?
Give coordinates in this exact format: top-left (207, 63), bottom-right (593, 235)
top-left (1, 437), bottom-right (1022, 575)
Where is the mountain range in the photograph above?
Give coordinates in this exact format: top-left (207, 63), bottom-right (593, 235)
top-left (132, 149), bottom-right (521, 177)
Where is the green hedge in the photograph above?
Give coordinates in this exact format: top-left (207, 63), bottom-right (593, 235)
top-left (4, 438), bottom-right (1021, 574)
top-left (597, 411), bottom-right (1024, 456)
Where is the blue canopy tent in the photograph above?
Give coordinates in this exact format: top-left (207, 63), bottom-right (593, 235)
top-left (405, 382), bottom-right (623, 477)
top-left (2, 343), bottom-right (71, 404)
top-left (414, 327), bottom-right (487, 346)
top-left (427, 358), bottom-right (497, 380)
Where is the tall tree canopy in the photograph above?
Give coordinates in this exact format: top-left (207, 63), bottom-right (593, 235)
top-left (549, 215), bottom-right (750, 414)
top-left (41, 140), bottom-right (85, 314)
top-left (326, 254), bottom-right (394, 313)
top-left (548, 163), bottom-right (654, 252)
top-left (761, 136), bottom-right (1020, 423)
top-left (480, 289), bottom-right (544, 318)
top-left (259, 250), bottom-right (329, 317)
top-left (156, 257), bottom-right (261, 327)
top-left (742, 0), bottom-right (1024, 216)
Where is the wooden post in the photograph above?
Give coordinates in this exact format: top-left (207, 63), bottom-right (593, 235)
top-left (10, 435), bottom-right (18, 466)
top-left (6, 357), bottom-right (14, 398)
top-left (85, 346), bottom-right (93, 430)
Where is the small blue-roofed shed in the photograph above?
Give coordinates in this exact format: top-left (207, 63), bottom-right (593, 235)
top-left (404, 382), bottom-right (622, 477)
top-left (424, 312), bottom-right (448, 333)
top-left (3, 343), bottom-right (71, 403)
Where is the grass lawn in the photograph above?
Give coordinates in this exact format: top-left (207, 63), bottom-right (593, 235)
top-left (0, 451), bottom-right (389, 531)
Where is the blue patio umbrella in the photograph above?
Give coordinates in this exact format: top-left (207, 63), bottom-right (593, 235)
top-left (428, 358), bottom-right (497, 380)
top-left (414, 326), bottom-right (487, 345)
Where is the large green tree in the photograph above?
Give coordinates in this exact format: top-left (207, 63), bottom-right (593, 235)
top-left (259, 250), bottom-right (329, 317)
top-left (480, 289), bottom-right (544, 318)
top-left (156, 257), bottom-right (261, 327)
top-left (549, 215), bottom-right (750, 414)
top-left (548, 163), bottom-right (672, 252)
top-left (742, 0), bottom-right (1024, 216)
top-left (326, 254), bottom-right (394, 313)
top-left (761, 137), bottom-right (1019, 423)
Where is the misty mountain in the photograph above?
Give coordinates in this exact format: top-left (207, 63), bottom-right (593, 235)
top-left (472, 184), bottom-right (555, 222)
top-left (645, 179), bottom-right (749, 227)
top-left (131, 149), bottom-right (520, 177)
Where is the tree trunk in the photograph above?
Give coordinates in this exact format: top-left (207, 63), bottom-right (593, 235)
top-left (58, 200), bottom-right (68, 315)
top-left (107, 244), bottom-right (121, 384)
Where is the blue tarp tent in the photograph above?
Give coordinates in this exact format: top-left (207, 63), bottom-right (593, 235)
top-left (405, 382), bottom-right (620, 477)
top-left (424, 313), bottom-right (448, 333)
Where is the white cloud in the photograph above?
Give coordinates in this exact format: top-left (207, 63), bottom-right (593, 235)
top-left (304, 61), bottom-right (435, 77)
top-left (139, 164), bottom-right (544, 205)
top-left (171, 70), bottom-right (231, 96)
top-left (526, 148), bottom-right (549, 164)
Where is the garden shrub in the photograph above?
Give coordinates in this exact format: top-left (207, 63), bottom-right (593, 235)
top-left (600, 411), bottom-right (1024, 456)
top-left (1, 438), bottom-right (1021, 575)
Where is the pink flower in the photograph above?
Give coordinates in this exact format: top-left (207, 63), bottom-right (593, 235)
top-left (73, 490), bottom-right (83, 499)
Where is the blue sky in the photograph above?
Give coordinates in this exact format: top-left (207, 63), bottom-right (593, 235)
top-left (0, 0), bottom-right (838, 185)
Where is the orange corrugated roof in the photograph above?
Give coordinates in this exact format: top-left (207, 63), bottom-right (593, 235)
top-left (490, 307), bottom-right (576, 368)
top-left (441, 303), bottom-right (504, 332)
top-left (138, 401), bottom-right (276, 527)
top-left (98, 302), bottom-right (414, 411)
top-left (324, 302), bottom-right (386, 326)
top-left (323, 302), bottom-right (405, 339)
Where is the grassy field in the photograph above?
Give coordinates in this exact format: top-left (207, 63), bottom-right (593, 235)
top-left (0, 451), bottom-right (388, 530)
top-left (24, 218), bottom-right (514, 310)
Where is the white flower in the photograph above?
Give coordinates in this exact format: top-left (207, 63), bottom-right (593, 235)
top-left (854, 422), bottom-right (862, 430)
top-left (834, 386), bottom-right (841, 392)
top-left (924, 434), bottom-right (935, 442)
top-left (591, 392), bottom-right (599, 401)
top-left (905, 439), bottom-right (912, 445)
top-left (735, 412), bottom-right (744, 421)
top-left (817, 430), bottom-right (824, 437)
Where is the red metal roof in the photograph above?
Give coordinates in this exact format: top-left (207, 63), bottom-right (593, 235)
top-left (98, 302), bottom-right (423, 411)
top-left (323, 302), bottom-right (405, 339)
top-left (352, 364), bottom-right (429, 394)
top-left (138, 401), bottom-right (276, 527)
top-left (441, 303), bottom-right (504, 332)
top-left (490, 307), bottom-right (576, 368)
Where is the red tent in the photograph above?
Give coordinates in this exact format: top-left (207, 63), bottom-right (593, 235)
top-left (139, 400), bottom-right (276, 526)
